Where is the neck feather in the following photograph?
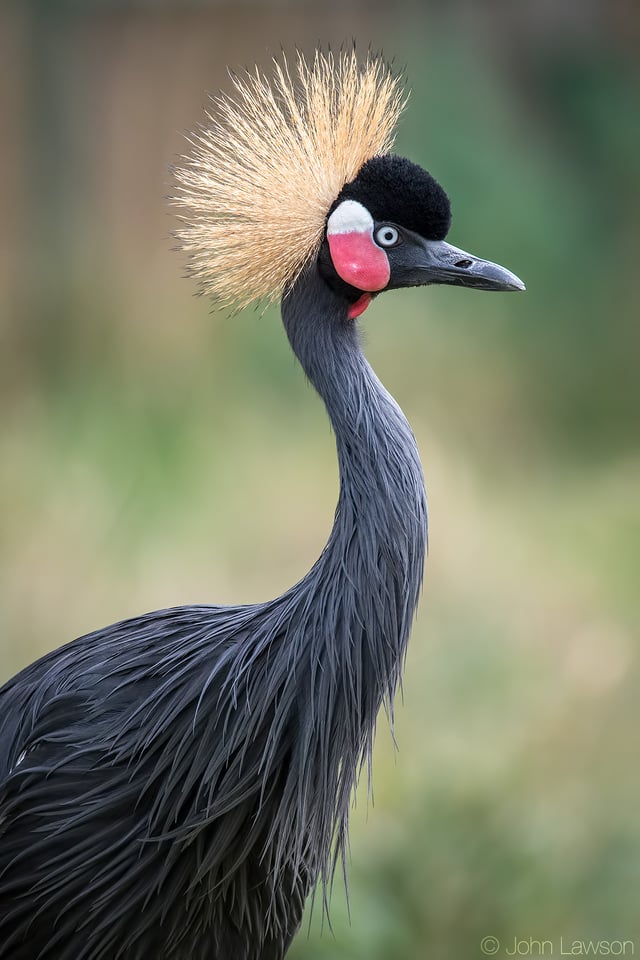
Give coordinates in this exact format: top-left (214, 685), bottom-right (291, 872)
top-left (279, 267), bottom-right (428, 880)
top-left (282, 268), bottom-right (427, 592)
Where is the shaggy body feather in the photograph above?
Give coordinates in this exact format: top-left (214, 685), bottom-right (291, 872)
top-left (0, 266), bottom-right (427, 958)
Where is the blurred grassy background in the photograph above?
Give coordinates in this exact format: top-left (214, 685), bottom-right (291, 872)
top-left (1, 1), bottom-right (639, 957)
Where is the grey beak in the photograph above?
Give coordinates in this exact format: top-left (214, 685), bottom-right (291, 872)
top-left (418, 238), bottom-right (526, 292)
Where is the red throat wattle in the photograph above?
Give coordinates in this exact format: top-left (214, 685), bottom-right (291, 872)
top-left (347, 293), bottom-right (373, 319)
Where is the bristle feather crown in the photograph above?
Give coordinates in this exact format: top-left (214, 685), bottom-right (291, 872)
top-left (172, 50), bottom-right (406, 309)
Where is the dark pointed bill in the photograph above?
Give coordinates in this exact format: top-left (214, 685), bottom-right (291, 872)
top-left (418, 238), bottom-right (525, 292)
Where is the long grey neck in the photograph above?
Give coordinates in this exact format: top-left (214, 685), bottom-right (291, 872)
top-left (281, 265), bottom-right (428, 705)
top-left (274, 264), bottom-right (428, 892)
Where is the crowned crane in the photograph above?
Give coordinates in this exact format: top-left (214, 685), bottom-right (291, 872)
top-left (0, 51), bottom-right (524, 960)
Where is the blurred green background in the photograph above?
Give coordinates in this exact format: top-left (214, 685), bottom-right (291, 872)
top-left (1, 1), bottom-right (639, 957)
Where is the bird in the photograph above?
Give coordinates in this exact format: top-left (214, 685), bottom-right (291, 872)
top-left (0, 50), bottom-right (524, 960)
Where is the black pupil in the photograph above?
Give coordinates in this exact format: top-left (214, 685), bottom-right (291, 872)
top-left (383, 230), bottom-right (394, 242)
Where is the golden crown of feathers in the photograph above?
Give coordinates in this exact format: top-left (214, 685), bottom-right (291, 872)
top-left (172, 50), bottom-right (406, 309)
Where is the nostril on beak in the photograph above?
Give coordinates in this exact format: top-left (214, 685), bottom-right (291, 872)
top-left (454, 258), bottom-right (473, 268)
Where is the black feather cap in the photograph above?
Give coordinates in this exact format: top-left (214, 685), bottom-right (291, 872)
top-left (334, 154), bottom-right (452, 241)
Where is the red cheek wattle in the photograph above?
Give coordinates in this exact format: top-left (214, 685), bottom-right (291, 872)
top-left (327, 231), bottom-right (390, 292)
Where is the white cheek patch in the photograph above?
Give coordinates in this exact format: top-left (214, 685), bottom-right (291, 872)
top-left (327, 199), bottom-right (374, 236)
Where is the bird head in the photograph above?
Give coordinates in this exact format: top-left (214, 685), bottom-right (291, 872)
top-left (319, 154), bottom-right (524, 318)
top-left (173, 50), bottom-right (524, 314)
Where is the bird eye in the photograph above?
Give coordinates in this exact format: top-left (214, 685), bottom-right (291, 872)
top-left (375, 226), bottom-right (400, 248)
